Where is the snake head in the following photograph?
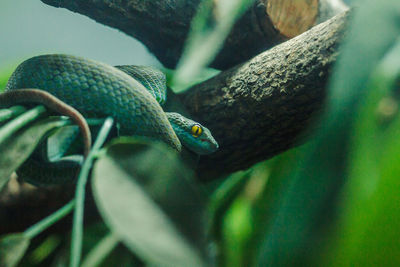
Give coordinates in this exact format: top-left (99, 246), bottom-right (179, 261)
top-left (166, 112), bottom-right (219, 155)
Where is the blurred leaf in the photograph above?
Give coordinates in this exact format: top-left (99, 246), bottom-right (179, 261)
top-left (218, 152), bottom-right (297, 266)
top-left (218, 161), bottom-right (270, 266)
top-left (81, 232), bottom-right (119, 267)
top-left (0, 233), bottom-right (30, 267)
top-left (165, 67), bottom-right (220, 93)
top-left (0, 106), bottom-right (47, 144)
top-left (255, 0), bottom-right (400, 266)
top-left (172, 0), bottom-right (255, 91)
top-left (64, 222), bottom-right (141, 267)
top-left (322, 38), bottom-right (400, 266)
top-left (92, 138), bottom-right (207, 267)
top-left (208, 169), bottom-right (251, 238)
top-left (0, 68), bottom-right (12, 91)
top-left (0, 117), bottom-right (68, 189)
top-left (222, 197), bottom-right (253, 267)
top-left (241, 150), bottom-right (301, 264)
top-left (28, 235), bottom-right (61, 265)
top-left (0, 106), bottom-right (26, 123)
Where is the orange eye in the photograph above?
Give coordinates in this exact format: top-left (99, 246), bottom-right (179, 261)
top-left (191, 124), bottom-right (202, 137)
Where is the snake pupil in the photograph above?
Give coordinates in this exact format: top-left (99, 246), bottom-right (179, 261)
top-left (191, 124), bottom-right (202, 137)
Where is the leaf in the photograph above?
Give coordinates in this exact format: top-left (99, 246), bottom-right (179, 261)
top-left (92, 138), bottom-right (207, 267)
top-left (321, 37), bottom-right (400, 266)
top-left (0, 233), bottom-right (30, 267)
top-left (164, 67), bottom-right (220, 93)
top-left (255, 0), bottom-right (400, 265)
top-left (81, 232), bottom-right (119, 267)
top-left (0, 67), bottom-right (13, 92)
top-left (171, 0), bottom-right (256, 91)
top-left (70, 117), bottom-right (114, 267)
top-left (221, 197), bottom-right (253, 267)
top-left (28, 235), bottom-right (61, 265)
top-left (208, 169), bottom-right (251, 239)
top-left (0, 106), bottom-right (26, 123)
top-left (0, 117), bottom-right (68, 189)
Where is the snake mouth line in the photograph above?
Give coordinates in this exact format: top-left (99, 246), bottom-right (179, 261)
top-left (201, 138), bottom-right (218, 149)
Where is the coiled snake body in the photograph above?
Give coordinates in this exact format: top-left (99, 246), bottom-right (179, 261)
top-left (1, 54), bottom-right (218, 184)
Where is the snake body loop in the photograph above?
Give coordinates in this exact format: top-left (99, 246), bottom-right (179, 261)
top-left (2, 54), bottom-right (219, 185)
top-left (6, 54), bottom-right (182, 151)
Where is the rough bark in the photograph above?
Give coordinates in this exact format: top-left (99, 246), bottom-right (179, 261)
top-left (183, 11), bottom-right (348, 180)
top-left (40, 0), bottom-right (347, 69)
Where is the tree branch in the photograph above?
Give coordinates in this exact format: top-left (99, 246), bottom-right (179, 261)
top-left (0, 3), bottom-right (349, 232)
top-left (183, 11), bottom-right (348, 180)
top-left (39, 0), bottom-right (349, 179)
top-left (40, 0), bottom-right (347, 69)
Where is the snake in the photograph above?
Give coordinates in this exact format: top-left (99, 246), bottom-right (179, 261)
top-left (0, 54), bottom-right (219, 184)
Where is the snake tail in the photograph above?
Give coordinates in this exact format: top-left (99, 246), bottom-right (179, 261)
top-left (0, 89), bottom-right (91, 157)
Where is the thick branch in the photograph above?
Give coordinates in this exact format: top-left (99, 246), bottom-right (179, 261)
top-left (41, 0), bottom-right (347, 69)
top-left (182, 12), bottom-right (348, 180)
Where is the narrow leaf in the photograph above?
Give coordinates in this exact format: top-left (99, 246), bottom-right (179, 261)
top-left (0, 233), bottom-right (30, 267)
top-left (81, 232), bottom-right (119, 267)
top-left (0, 106), bottom-right (26, 123)
top-left (0, 117), bottom-right (68, 189)
top-left (70, 117), bottom-right (114, 267)
top-left (172, 0), bottom-right (255, 91)
top-left (0, 105), bottom-right (47, 143)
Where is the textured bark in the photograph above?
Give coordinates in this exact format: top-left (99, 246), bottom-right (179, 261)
top-left (40, 0), bottom-right (347, 69)
top-left (183, 12), bottom-right (348, 180)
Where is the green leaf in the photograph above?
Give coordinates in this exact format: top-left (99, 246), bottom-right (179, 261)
top-left (322, 37), bottom-right (400, 266)
top-left (0, 116), bottom-right (68, 189)
top-left (208, 169), bottom-right (251, 239)
top-left (81, 232), bottom-right (119, 267)
top-left (172, 0), bottom-right (256, 91)
top-left (28, 235), bottom-right (61, 265)
top-left (165, 67), bottom-right (220, 93)
top-left (222, 196), bottom-right (253, 267)
top-left (0, 106), bottom-right (26, 123)
top-left (24, 200), bottom-right (75, 239)
top-left (71, 117), bottom-right (114, 267)
top-left (0, 67), bottom-right (13, 92)
top-left (0, 233), bottom-right (30, 267)
top-left (92, 138), bottom-right (207, 267)
top-left (255, 1), bottom-right (400, 265)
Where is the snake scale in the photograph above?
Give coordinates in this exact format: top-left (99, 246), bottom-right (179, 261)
top-left (0, 54), bottom-right (218, 184)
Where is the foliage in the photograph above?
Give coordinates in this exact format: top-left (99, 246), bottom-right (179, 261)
top-left (171, 0), bottom-right (256, 91)
top-left (1, 0), bottom-right (400, 266)
top-left (92, 138), bottom-right (206, 266)
top-left (0, 68), bottom-right (12, 92)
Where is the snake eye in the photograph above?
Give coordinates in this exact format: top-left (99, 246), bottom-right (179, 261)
top-left (191, 124), bottom-right (202, 137)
